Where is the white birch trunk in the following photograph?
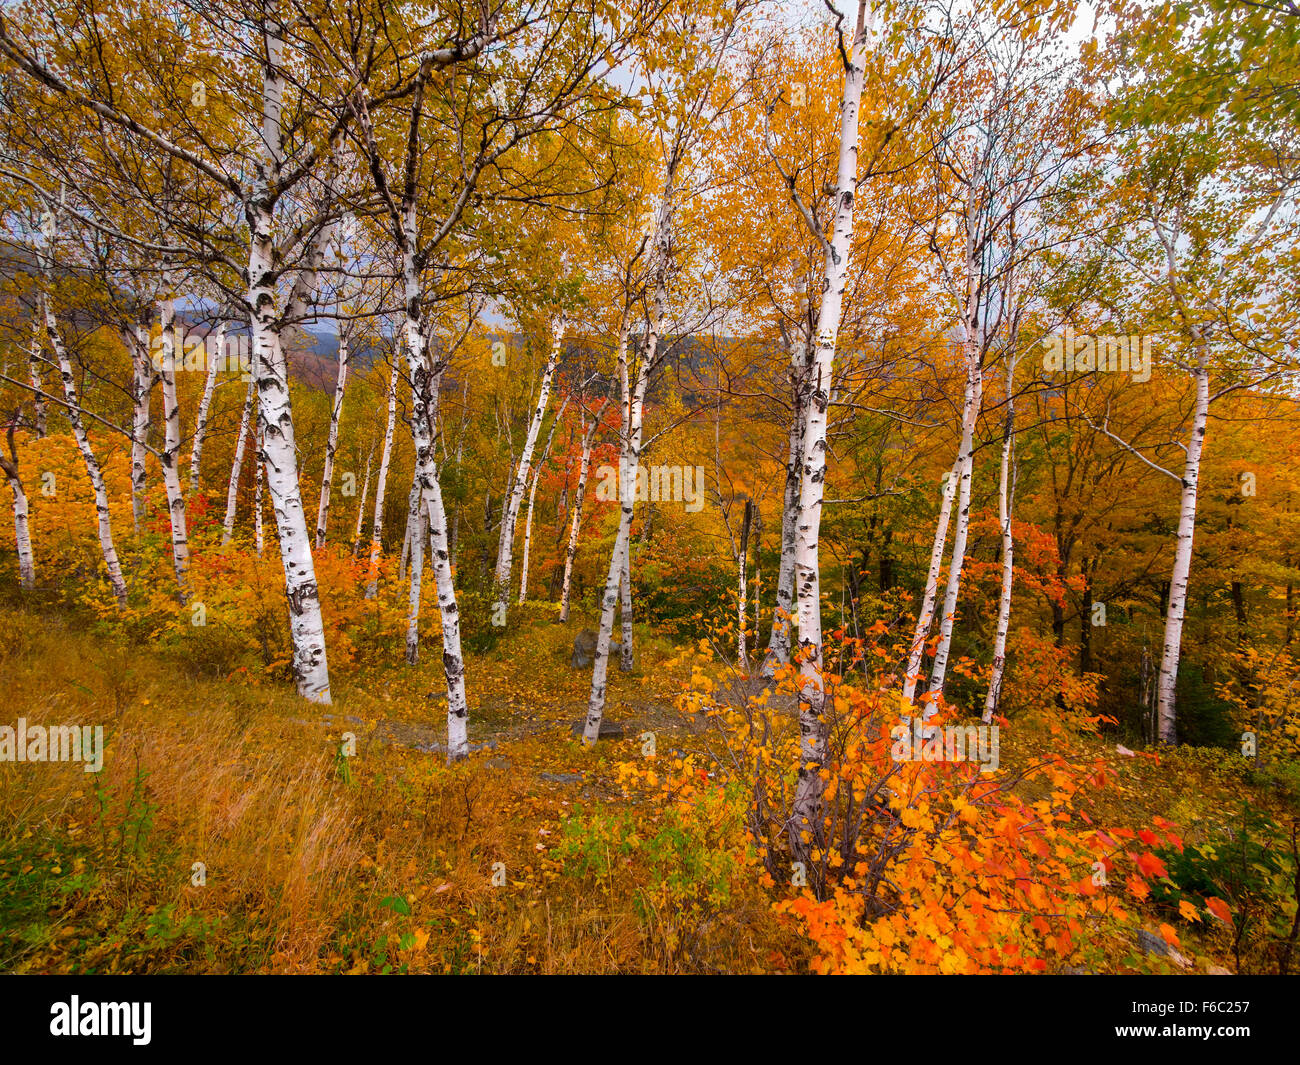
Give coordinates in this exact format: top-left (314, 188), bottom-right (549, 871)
top-left (29, 317), bottom-right (47, 439)
top-left (222, 373), bottom-right (257, 546)
top-left (619, 543), bottom-right (633, 672)
top-left (738, 500), bottom-right (752, 670)
top-left (242, 16), bottom-right (331, 703)
top-left (127, 322), bottom-right (153, 534)
top-left (903, 459), bottom-right (959, 702)
top-left (1156, 360), bottom-right (1209, 744)
top-left (314, 329), bottom-right (349, 549)
top-left (518, 467), bottom-right (539, 604)
top-left (157, 297), bottom-right (191, 600)
top-left (789, 2), bottom-right (869, 860)
top-left (559, 402), bottom-right (603, 622)
top-left (763, 345), bottom-right (805, 676)
top-left (519, 397), bottom-right (565, 605)
top-left (364, 361), bottom-right (399, 599)
top-left (584, 318), bottom-right (644, 744)
top-left (926, 350), bottom-right (984, 703)
top-left (492, 318), bottom-right (564, 621)
top-left (404, 477), bottom-right (426, 664)
top-left (0, 444), bottom-right (34, 590)
top-left (352, 441), bottom-right (373, 558)
top-left (983, 351), bottom-right (1017, 723)
top-left (189, 324), bottom-right (224, 496)
top-left (44, 295), bottom-right (128, 608)
top-left (254, 422), bottom-right (265, 557)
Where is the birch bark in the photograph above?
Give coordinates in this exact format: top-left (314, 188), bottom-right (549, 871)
top-left (315, 328), bottom-right (349, 548)
top-left (788, 1), bottom-right (870, 860)
top-left (492, 319), bottom-right (564, 620)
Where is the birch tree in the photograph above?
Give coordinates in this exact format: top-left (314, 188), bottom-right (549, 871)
top-left (315, 322), bottom-right (350, 548)
top-left (559, 397), bottom-right (609, 621)
top-left (493, 319), bottom-right (565, 620)
top-left (0, 415), bottom-right (34, 590)
top-left (221, 373), bottom-right (257, 545)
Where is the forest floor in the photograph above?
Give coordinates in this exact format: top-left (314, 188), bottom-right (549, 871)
top-left (1, 601), bottom-right (1296, 974)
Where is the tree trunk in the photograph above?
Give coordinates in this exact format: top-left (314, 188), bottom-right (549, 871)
top-left (157, 296), bottom-right (191, 601)
top-left (763, 344), bottom-right (804, 676)
top-left (254, 422), bottom-right (265, 557)
top-left (315, 328), bottom-right (349, 549)
top-left (926, 230), bottom-right (987, 703)
top-left (365, 361), bottom-right (399, 599)
top-left (352, 441), bottom-right (373, 558)
top-left (404, 477), bottom-right (425, 664)
top-left (519, 396), bottom-right (565, 605)
top-left (127, 321), bottom-right (153, 533)
top-left (222, 374), bottom-right (257, 546)
top-left (789, 2), bottom-right (869, 863)
top-left (28, 317), bottom-right (47, 439)
top-left (619, 541), bottom-right (634, 672)
top-left (44, 295), bottom-right (127, 608)
top-left (584, 319), bottom-right (642, 743)
top-left (243, 19), bottom-right (331, 703)
top-left (188, 323), bottom-right (224, 497)
top-left (903, 460), bottom-right (959, 702)
top-left (1156, 361), bottom-right (1210, 744)
top-left (738, 498), bottom-right (753, 668)
top-left (493, 319), bottom-right (564, 622)
top-left (559, 401), bottom-right (604, 622)
top-left (0, 436), bottom-right (34, 590)
top-left (983, 358), bottom-right (1017, 723)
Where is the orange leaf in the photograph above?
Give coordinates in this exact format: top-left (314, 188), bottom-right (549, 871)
top-left (1159, 923), bottom-right (1180, 948)
top-left (1205, 897), bottom-right (1232, 924)
top-left (1177, 899), bottom-right (1202, 923)
top-left (1136, 851), bottom-right (1168, 879)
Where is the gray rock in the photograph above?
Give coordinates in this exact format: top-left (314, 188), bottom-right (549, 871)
top-left (1136, 928), bottom-right (1193, 969)
top-left (539, 772), bottom-right (584, 784)
top-left (571, 719), bottom-right (625, 740)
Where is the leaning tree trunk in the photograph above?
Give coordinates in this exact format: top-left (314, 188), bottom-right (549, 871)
top-left (926, 346), bottom-right (984, 704)
top-left (519, 396), bottom-right (565, 604)
top-left (983, 351), bottom-right (1017, 723)
top-left (584, 318), bottom-right (645, 743)
top-left (222, 374), bottom-right (257, 545)
top-left (559, 400), bottom-right (605, 622)
top-left (0, 437), bottom-right (34, 590)
top-left (189, 323), bottom-right (225, 497)
top-left (903, 458), bottom-right (959, 703)
top-left (788, 2), bottom-right (869, 865)
top-left (365, 361), bottom-right (399, 599)
top-left (1157, 359), bottom-right (1210, 744)
top-left (352, 440), bottom-right (373, 558)
top-left (157, 296), bottom-right (191, 601)
top-left (492, 318), bottom-right (564, 623)
top-left (315, 328), bottom-right (349, 549)
top-left (44, 296), bottom-right (127, 608)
